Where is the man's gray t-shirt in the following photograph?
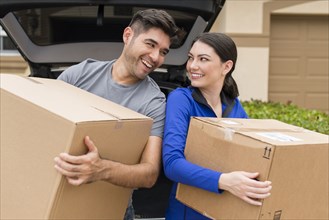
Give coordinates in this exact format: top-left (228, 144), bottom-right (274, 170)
top-left (58, 58), bottom-right (166, 137)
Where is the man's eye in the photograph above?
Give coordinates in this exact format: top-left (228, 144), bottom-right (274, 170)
top-left (146, 42), bottom-right (155, 48)
top-left (160, 51), bottom-right (168, 56)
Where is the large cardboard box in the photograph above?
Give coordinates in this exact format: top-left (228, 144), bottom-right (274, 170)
top-left (176, 117), bottom-right (329, 220)
top-left (0, 74), bottom-right (153, 219)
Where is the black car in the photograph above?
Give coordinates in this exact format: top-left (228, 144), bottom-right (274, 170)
top-left (0, 0), bottom-right (225, 218)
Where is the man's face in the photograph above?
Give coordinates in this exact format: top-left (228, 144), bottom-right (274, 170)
top-left (123, 27), bottom-right (171, 81)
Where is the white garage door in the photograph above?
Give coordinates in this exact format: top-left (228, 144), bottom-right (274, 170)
top-left (269, 15), bottom-right (328, 113)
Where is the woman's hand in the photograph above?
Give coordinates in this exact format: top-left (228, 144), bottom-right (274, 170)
top-left (219, 171), bottom-right (272, 206)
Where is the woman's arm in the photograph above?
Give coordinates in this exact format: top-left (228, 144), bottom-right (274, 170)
top-left (162, 90), bottom-right (222, 193)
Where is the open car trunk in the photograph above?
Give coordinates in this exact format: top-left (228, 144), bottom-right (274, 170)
top-left (0, 0), bottom-right (225, 218)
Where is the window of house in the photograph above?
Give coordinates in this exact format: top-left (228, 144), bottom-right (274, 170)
top-left (0, 25), bottom-right (18, 53)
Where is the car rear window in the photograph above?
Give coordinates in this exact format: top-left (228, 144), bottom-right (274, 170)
top-left (13, 6), bottom-right (196, 48)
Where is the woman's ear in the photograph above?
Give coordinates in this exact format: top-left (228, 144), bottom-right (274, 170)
top-left (123, 27), bottom-right (133, 44)
top-left (223, 60), bottom-right (233, 76)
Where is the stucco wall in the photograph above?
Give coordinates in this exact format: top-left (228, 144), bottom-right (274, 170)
top-left (210, 0), bottom-right (328, 102)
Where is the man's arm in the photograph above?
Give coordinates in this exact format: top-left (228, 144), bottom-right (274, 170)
top-left (54, 135), bottom-right (162, 188)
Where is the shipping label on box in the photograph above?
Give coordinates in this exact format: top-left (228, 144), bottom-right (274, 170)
top-left (176, 117), bottom-right (329, 220)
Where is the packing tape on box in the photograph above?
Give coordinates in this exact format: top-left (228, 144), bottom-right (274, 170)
top-left (224, 128), bottom-right (235, 141)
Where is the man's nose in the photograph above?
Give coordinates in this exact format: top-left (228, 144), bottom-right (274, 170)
top-left (149, 50), bottom-right (160, 62)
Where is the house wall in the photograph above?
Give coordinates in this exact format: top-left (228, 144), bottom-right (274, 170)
top-left (0, 55), bottom-right (29, 75)
top-left (210, 0), bottom-right (328, 111)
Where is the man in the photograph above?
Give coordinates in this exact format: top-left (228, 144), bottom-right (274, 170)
top-left (53, 9), bottom-right (184, 219)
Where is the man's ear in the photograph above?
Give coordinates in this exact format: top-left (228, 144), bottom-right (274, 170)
top-left (223, 60), bottom-right (233, 76)
top-left (123, 27), bottom-right (133, 44)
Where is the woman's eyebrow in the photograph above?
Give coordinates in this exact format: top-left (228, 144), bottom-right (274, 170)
top-left (188, 52), bottom-right (211, 58)
top-left (197, 54), bottom-right (211, 57)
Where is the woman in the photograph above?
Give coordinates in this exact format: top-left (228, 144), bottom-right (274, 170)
top-left (162, 33), bottom-right (272, 219)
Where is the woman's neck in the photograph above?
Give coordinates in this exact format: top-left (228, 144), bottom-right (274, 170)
top-left (199, 86), bottom-right (223, 117)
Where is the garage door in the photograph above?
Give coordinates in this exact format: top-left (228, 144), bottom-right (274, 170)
top-left (269, 15), bottom-right (328, 113)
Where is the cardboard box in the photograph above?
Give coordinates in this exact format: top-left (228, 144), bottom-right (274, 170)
top-left (176, 117), bottom-right (329, 220)
top-left (0, 74), bottom-right (152, 219)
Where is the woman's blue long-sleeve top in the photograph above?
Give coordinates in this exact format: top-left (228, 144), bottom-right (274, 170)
top-left (162, 87), bottom-right (248, 220)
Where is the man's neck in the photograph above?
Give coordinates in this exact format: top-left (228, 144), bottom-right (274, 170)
top-left (112, 59), bottom-right (140, 85)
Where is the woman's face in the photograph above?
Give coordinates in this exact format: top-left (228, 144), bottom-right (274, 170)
top-left (186, 40), bottom-right (229, 91)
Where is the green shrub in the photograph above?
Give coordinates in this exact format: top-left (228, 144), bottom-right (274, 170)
top-left (241, 100), bottom-right (329, 135)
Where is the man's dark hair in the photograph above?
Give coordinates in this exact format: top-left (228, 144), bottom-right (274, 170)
top-left (129, 9), bottom-right (185, 47)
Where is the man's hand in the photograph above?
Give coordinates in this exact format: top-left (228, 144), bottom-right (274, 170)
top-left (219, 171), bottom-right (272, 206)
top-left (55, 135), bottom-right (162, 188)
top-left (54, 136), bottom-right (104, 185)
